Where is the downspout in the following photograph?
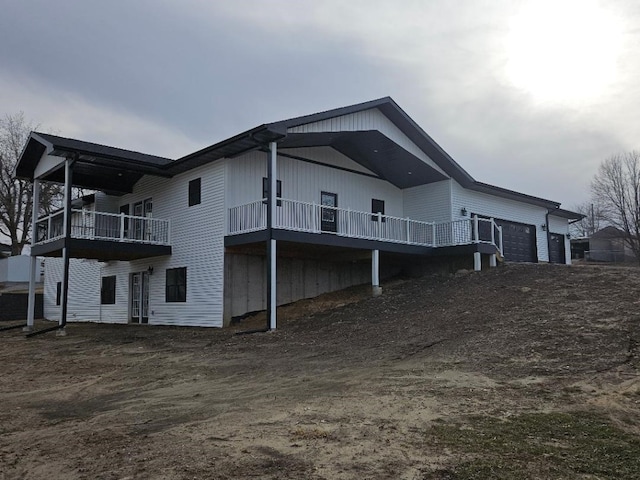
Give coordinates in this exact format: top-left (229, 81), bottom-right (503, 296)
top-left (545, 209), bottom-right (551, 262)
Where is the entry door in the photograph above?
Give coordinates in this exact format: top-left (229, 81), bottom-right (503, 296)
top-left (131, 272), bottom-right (150, 324)
top-left (321, 192), bottom-right (338, 232)
top-left (133, 198), bottom-right (152, 240)
top-left (549, 234), bottom-right (566, 264)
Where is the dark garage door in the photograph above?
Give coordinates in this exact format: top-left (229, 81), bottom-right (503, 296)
top-left (548, 233), bottom-right (566, 264)
top-left (495, 220), bottom-right (537, 263)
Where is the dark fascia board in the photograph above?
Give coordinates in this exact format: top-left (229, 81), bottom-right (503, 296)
top-left (15, 132), bottom-right (173, 181)
top-left (35, 132), bottom-right (172, 167)
top-left (268, 96), bottom-right (476, 186)
top-left (166, 124), bottom-right (287, 174)
top-left (470, 181), bottom-right (561, 209)
top-left (267, 97), bottom-right (570, 210)
top-left (548, 207), bottom-right (586, 220)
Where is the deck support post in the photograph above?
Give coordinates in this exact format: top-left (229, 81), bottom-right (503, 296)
top-left (371, 249), bottom-right (382, 296)
top-left (58, 157), bottom-right (73, 336)
top-left (24, 178), bottom-right (41, 332)
top-left (267, 141), bottom-right (277, 330)
top-left (473, 251), bottom-right (482, 272)
top-left (489, 254), bottom-right (497, 267)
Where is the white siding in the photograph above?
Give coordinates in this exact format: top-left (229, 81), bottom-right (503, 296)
top-left (403, 180), bottom-right (452, 223)
top-left (93, 192), bottom-right (120, 213)
top-left (100, 161), bottom-right (226, 327)
top-left (450, 181), bottom-right (550, 262)
top-left (43, 258), bottom-right (102, 322)
top-left (288, 108), bottom-right (448, 177)
top-left (226, 150), bottom-right (404, 218)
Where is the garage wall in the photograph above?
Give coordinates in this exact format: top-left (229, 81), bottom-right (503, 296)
top-left (450, 181), bottom-right (550, 262)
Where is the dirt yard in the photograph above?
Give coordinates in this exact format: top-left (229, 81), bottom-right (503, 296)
top-left (1, 264), bottom-right (639, 479)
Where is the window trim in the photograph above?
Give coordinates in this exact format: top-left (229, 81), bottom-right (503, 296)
top-left (166, 267), bottom-right (187, 303)
top-left (371, 198), bottom-right (386, 222)
top-left (262, 178), bottom-right (282, 206)
top-left (100, 276), bottom-right (117, 305)
top-left (188, 178), bottom-right (201, 207)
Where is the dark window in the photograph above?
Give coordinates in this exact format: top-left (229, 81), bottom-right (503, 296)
top-left (56, 282), bottom-right (61, 306)
top-left (371, 199), bottom-right (385, 222)
top-left (188, 178), bottom-right (201, 206)
top-left (101, 276), bottom-right (116, 305)
top-left (262, 178), bottom-right (282, 206)
top-left (166, 267), bottom-right (187, 302)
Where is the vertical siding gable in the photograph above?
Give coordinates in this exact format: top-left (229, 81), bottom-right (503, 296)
top-left (287, 108), bottom-right (448, 177)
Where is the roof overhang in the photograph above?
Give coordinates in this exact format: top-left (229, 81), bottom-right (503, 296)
top-left (279, 131), bottom-right (447, 188)
top-left (16, 133), bottom-right (173, 195)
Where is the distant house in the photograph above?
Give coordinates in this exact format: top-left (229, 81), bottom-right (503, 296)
top-left (587, 226), bottom-right (637, 263)
top-left (16, 97), bottom-right (582, 329)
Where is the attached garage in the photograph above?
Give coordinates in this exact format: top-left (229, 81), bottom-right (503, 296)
top-left (495, 219), bottom-right (538, 263)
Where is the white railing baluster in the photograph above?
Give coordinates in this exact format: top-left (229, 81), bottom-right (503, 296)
top-left (225, 199), bottom-right (506, 252)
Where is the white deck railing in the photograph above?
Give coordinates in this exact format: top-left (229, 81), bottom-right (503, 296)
top-left (228, 198), bottom-right (503, 253)
top-left (35, 209), bottom-right (171, 246)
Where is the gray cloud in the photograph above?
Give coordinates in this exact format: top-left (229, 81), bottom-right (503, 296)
top-left (1, 0), bottom-right (638, 207)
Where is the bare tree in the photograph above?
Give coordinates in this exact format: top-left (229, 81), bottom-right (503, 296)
top-left (0, 113), bottom-right (62, 255)
top-left (570, 200), bottom-right (606, 237)
top-left (591, 151), bottom-right (640, 264)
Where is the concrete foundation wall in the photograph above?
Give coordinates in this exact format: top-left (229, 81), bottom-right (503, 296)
top-left (224, 252), bottom-right (383, 322)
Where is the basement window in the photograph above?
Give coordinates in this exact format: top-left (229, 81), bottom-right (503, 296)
top-left (188, 178), bottom-right (201, 206)
top-left (262, 178), bottom-right (282, 206)
top-left (371, 199), bottom-right (386, 222)
top-left (166, 267), bottom-right (187, 303)
top-left (56, 282), bottom-right (61, 306)
top-left (101, 276), bottom-right (116, 305)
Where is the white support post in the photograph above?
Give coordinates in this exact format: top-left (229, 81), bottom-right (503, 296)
top-left (473, 251), bottom-right (482, 272)
top-left (267, 141), bottom-right (278, 330)
top-left (490, 219), bottom-right (496, 245)
top-left (472, 214), bottom-right (479, 243)
top-left (25, 178), bottom-right (41, 332)
top-left (371, 249), bottom-right (382, 296)
top-left (406, 218), bottom-right (410, 243)
top-left (269, 239), bottom-right (277, 329)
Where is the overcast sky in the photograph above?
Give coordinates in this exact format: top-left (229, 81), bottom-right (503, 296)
top-left (2, 0), bottom-right (639, 208)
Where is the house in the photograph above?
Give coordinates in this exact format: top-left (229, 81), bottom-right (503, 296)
top-left (16, 97), bottom-right (582, 331)
top-left (586, 226), bottom-right (637, 263)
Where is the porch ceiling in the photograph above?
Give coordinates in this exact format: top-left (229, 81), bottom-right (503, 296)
top-left (278, 131), bottom-right (448, 188)
top-left (17, 132), bottom-right (172, 195)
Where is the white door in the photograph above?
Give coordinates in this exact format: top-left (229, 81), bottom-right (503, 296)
top-left (130, 271), bottom-right (150, 323)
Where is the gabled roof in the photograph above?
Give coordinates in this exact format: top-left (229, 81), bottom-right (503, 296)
top-left (591, 226), bottom-right (626, 239)
top-left (16, 132), bottom-right (173, 194)
top-left (16, 97), bottom-right (578, 212)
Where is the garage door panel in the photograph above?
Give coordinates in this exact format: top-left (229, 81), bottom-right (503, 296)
top-left (496, 220), bottom-right (537, 263)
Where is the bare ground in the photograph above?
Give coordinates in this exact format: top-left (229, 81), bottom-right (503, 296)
top-left (1, 263), bottom-right (639, 479)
